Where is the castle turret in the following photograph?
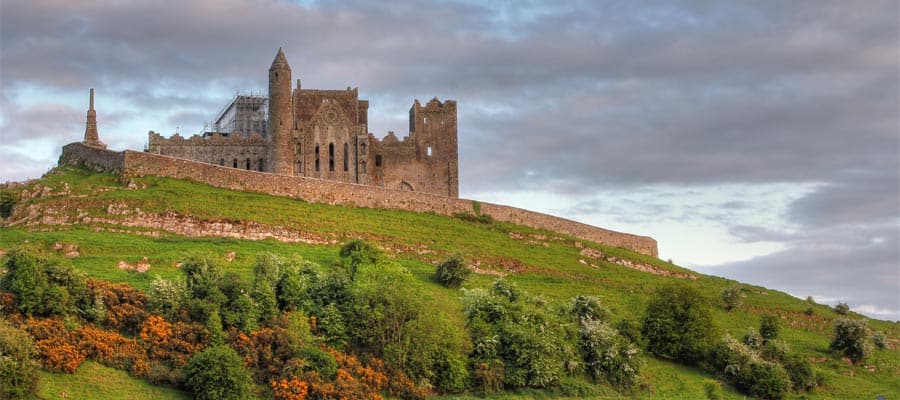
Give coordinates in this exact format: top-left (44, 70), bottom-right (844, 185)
top-left (83, 88), bottom-right (107, 149)
top-left (267, 48), bottom-right (294, 174)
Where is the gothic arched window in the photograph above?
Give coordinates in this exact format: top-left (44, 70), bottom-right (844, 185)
top-left (343, 143), bottom-right (349, 171)
top-left (315, 144), bottom-right (320, 172)
top-left (329, 143), bottom-right (335, 172)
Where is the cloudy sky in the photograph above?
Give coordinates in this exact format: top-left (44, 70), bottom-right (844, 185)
top-left (2, 1), bottom-right (898, 319)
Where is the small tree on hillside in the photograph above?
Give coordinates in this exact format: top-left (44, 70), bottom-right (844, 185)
top-left (434, 254), bottom-right (471, 288)
top-left (830, 318), bottom-right (871, 364)
top-left (833, 302), bottom-right (850, 315)
top-left (185, 345), bottom-right (254, 400)
top-left (759, 314), bottom-right (780, 341)
top-left (641, 284), bottom-right (718, 364)
top-left (721, 285), bottom-right (744, 312)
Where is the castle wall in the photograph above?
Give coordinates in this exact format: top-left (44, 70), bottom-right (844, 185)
top-left (58, 142), bottom-right (658, 257)
top-left (147, 132), bottom-right (268, 171)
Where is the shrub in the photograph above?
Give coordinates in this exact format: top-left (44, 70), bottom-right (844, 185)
top-left (833, 302), bottom-right (850, 315)
top-left (579, 318), bottom-right (642, 389)
top-left (230, 327), bottom-right (302, 384)
top-left (0, 189), bottom-right (15, 218)
top-left (781, 354), bottom-right (818, 392)
top-left (759, 315), bottom-right (780, 341)
top-left (743, 327), bottom-right (762, 350)
top-left (570, 296), bottom-right (609, 322)
top-left (721, 285), bottom-right (744, 311)
top-left (184, 345), bottom-right (254, 400)
top-left (0, 318), bottom-right (39, 399)
top-left (147, 276), bottom-right (188, 321)
top-left (641, 284), bottom-right (717, 364)
top-left (830, 318), bottom-right (871, 364)
top-left (704, 380), bottom-right (723, 400)
top-left (873, 331), bottom-right (886, 350)
top-left (735, 360), bottom-right (791, 400)
top-left (86, 279), bottom-right (147, 334)
top-left (338, 240), bottom-right (380, 279)
top-left (615, 319), bottom-right (646, 348)
top-left (434, 254), bottom-right (471, 288)
top-left (1, 246), bottom-right (87, 317)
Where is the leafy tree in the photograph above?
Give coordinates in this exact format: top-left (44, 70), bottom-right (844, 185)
top-left (570, 295), bottom-right (609, 322)
top-left (184, 345), bottom-right (254, 400)
top-left (830, 318), bottom-right (871, 364)
top-left (759, 314), bottom-right (780, 341)
top-left (579, 318), bottom-right (642, 389)
top-left (743, 327), bottom-right (762, 350)
top-left (721, 285), bottom-right (744, 311)
top-left (181, 256), bottom-right (224, 303)
top-left (338, 240), bottom-right (380, 279)
top-left (0, 318), bottom-right (39, 399)
top-left (434, 254), bottom-right (471, 288)
top-left (641, 284), bottom-right (717, 364)
top-left (735, 360), bottom-right (791, 400)
top-left (1, 246), bottom-right (87, 316)
top-left (873, 331), bottom-right (886, 350)
top-left (833, 302), bottom-right (850, 315)
top-left (147, 276), bottom-right (188, 321)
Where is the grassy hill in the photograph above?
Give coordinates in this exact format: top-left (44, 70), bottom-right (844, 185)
top-left (1, 166), bottom-right (898, 399)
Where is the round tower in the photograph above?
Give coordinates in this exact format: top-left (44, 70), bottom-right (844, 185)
top-left (267, 48), bottom-right (294, 174)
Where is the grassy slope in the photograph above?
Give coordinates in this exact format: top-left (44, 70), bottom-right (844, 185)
top-left (2, 167), bottom-right (898, 399)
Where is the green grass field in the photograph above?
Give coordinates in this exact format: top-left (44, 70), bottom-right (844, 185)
top-left (2, 166), bottom-right (898, 399)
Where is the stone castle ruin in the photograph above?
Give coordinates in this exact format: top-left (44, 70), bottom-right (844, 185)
top-left (59, 49), bottom-right (658, 257)
top-left (148, 49), bottom-right (458, 197)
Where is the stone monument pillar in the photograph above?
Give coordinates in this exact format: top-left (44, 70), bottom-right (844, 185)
top-left (83, 88), bottom-right (107, 149)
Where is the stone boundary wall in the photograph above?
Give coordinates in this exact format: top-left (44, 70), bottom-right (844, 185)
top-left (59, 142), bottom-right (658, 256)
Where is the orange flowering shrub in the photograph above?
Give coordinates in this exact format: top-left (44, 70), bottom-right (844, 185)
top-left (230, 327), bottom-right (299, 383)
top-left (271, 376), bottom-right (310, 400)
top-left (0, 292), bottom-right (17, 315)
top-left (77, 325), bottom-right (149, 376)
top-left (139, 315), bottom-right (208, 367)
top-left (35, 337), bottom-right (85, 373)
top-left (87, 279), bottom-right (148, 334)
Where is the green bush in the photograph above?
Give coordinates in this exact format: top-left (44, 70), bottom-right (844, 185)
top-left (184, 345), bottom-right (254, 400)
top-left (721, 285), bottom-right (744, 311)
top-left (570, 296), bottom-right (609, 322)
top-left (641, 284), bottom-right (717, 364)
top-left (0, 318), bottom-right (39, 399)
top-left (833, 302), bottom-right (850, 315)
top-left (735, 360), bottom-right (791, 400)
top-left (338, 240), bottom-right (381, 279)
top-left (579, 318), bottom-right (642, 389)
top-left (743, 327), bottom-right (762, 350)
top-left (434, 254), bottom-right (471, 288)
top-left (0, 246), bottom-right (88, 317)
top-left (0, 190), bottom-right (15, 219)
top-left (759, 315), bottom-right (780, 341)
top-left (147, 276), bottom-right (188, 320)
top-left (830, 318), bottom-right (871, 364)
top-left (781, 354), bottom-right (818, 392)
top-left (872, 331), bottom-right (886, 350)
top-left (704, 380), bottom-right (724, 400)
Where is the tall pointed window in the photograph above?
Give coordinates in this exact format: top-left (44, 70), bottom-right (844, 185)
top-left (245, 159), bottom-right (251, 170)
top-left (233, 159), bottom-right (238, 168)
top-left (343, 143), bottom-right (349, 171)
top-left (329, 143), bottom-right (335, 172)
top-left (315, 144), bottom-right (320, 172)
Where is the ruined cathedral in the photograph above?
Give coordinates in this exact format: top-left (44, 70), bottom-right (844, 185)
top-left (147, 49), bottom-right (459, 197)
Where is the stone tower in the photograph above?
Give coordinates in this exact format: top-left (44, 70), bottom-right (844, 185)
top-left (82, 88), bottom-right (107, 149)
top-left (267, 48), bottom-right (294, 174)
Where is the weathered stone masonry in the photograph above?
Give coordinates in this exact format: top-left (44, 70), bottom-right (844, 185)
top-left (59, 142), bottom-right (658, 257)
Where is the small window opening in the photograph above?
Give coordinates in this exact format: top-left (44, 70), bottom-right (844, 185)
top-left (375, 154), bottom-right (382, 167)
top-left (219, 159), bottom-right (225, 166)
top-left (245, 159), bottom-right (251, 170)
top-left (258, 158), bottom-right (264, 172)
top-left (233, 159), bottom-right (238, 168)
top-left (360, 142), bottom-right (367, 155)
top-left (427, 146), bottom-right (433, 157)
top-left (315, 144), bottom-right (320, 171)
top-left (329, 143), bottom-right (335, 172)
top-left (423, 116), bottom-right (427, 124)
top-left (343, 143), bottom-right (349, 171)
